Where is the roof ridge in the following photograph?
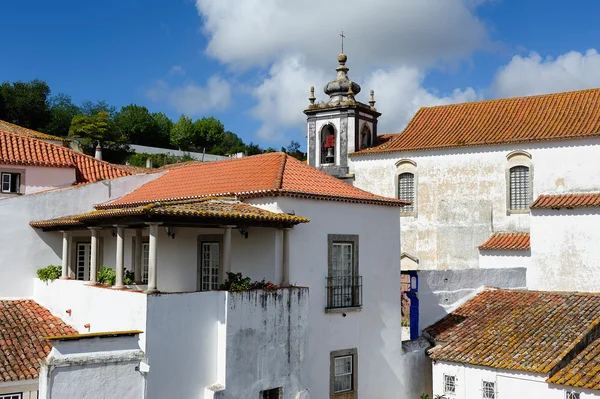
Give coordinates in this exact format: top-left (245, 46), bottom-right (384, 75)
top-left (0, 129), bottom-right (77, 167)
top-left (274, 153), bottom-right (287, 190)
top-left (0, 119), bottom-right (73, 142)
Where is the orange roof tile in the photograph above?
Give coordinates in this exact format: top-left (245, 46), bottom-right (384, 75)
top-left (532, 192), bottom-right (600, 209)
top-left (352, 88), bottom-right (600, 155)
top-left (548, 335), bottom-right (600, 389)
top-left (99, 152), bottom-right (405, 208)
top-left (0, 300), bottom-right (77, 382)
top-left (0, 129), bottom-right (135, 184)
top-left (478, 232), bottom-right (530, 250)
top-left (424, 289), bottom-right (600, 374)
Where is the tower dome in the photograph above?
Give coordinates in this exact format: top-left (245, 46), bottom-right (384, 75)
top-left (323, 53), bottom-right (361, 101)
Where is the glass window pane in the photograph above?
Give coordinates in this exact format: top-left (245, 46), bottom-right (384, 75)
top-left (510, 166), bottom-right (529, 210)
top-left (398, 173), bottom-right (415, 212)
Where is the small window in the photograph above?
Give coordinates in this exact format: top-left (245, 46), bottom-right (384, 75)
top-left (330, 349), bottom-right (357, 398)
top-left (327, 235), bottom-right (361, 309)
top-left (1, 172), bottom-right (20, 193)
top-left (566, 392), bottom-right (580, 399)
top-left (201, 241), bottom-right (220, 291)
top-left (444, 374), bottom-right (456, 394)
top-left (509, 165), bottom-right (530, 210)
top-left (260, 387), bottom-right (282, 399)
top-left (482, 381), bottom-right (495, 399)
top-left (0, 394), bottom-right (23, 399)
top-left (398, 172), bottom-right (415, 213)
top-left (334, 356), bottom-right (353, 393)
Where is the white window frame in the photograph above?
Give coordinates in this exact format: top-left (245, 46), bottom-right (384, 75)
top-left (482, 380), bottom-right (495, 399)
top-left (201, 241), bottom-right (220, 291)
top-left (76, 242), bottom-right (92, 281)
top-left (334, 355), bottom-right (353, 393)
top-left (0, 393), bottom-right (23, 399)
top-left (444, 374), bottom-right (457, 395)
top-left (327, 235), bottom-right (360, 310)
top-left (1, 172), bottom-right (20, 194)
top-left (566, 391), bottom-right (580, 399)
top-left (141, 242), bottom-right (149, 284)
top-left (506, 150), bottom-right (533, 214)
top-left (330, 348), bottom-right (357, 397)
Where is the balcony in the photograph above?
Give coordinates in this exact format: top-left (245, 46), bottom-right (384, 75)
top-left (325, 276), bottom-right (362, 311)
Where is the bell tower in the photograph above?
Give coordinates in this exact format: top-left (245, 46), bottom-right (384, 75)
top-left (304, 53), bottom-right (381, 181)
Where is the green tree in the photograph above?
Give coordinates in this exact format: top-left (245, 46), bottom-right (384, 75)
top-left (113, 104), bottom-right (161, 146)
top-left (152, 112), bottom-right (174, 148)
top-left (80, 100), bottom-right (117, 117)
top-left (170, 115), bottom-right (196, 150)
top-left (286, 140), bottom-right (305, 161)
top-left (193, 116), bottom-right (225, 150)
top-left (210, 131), bottom-right (246, 155)
top-left (127, 152), bottom-right (194, 168)
top-left (69, 111), bottom-right (130, 163)
top-left (245, 142), bottom-right (263, 156)
top-left (0, 79), bottom-right (51, 129)
top-left (43, 93), bottom-right (80, 137)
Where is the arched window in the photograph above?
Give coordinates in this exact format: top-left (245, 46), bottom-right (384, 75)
top-left (398, 172), bottom-right (415, 213)
top-left (321, 124), bottom-right (336, 165)
top-left (360, 125), bottom-right (372, 150)
top-left (509, 165), bottom-right (530, 210)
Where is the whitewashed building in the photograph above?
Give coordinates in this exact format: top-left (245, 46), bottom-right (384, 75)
top-left (424, 288), bottom-right (600, 399)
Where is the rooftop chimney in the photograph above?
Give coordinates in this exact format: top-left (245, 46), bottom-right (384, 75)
top-left (94, 142), bottom-right (102, 160)
top-left (146, 158), bottom-right (152, 168)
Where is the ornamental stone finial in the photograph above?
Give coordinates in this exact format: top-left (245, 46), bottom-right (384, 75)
top-left (309, 86), bottom-right (316, 105)
top-left (347, 80), bottom-right (355, 102)
top-left (369, 89), bottom-right (376, 109)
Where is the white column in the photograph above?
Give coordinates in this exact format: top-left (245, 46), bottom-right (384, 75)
top-left (60, 231), bottom-right (70, 279)
top-left (281, 228), bottom-right (292, 286)
top-left (113, 225), bottom-right (126, 289)
top-left (88, 227), bottom-right (100, 285)
top-left (221, 226), bottom-right (234, 284)
top-left (145, 223), bottom-right (161, 293)
top-left (134, 229), bottom-right (143, 284)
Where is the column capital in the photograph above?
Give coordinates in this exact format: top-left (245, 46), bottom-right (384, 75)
top-left (145, 222), bottom-right (163, 226)
top-left (59, 230), bottom-right (72, 235)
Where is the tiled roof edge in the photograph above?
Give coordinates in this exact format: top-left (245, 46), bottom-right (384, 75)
top-left (548, 316), bottom-right (600, 377)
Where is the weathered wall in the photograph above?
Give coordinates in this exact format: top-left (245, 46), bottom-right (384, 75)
top-left (248, 198), bottom-right (404, 399)
top-left (217, 288), bottom-right (309, 399)
top-left (530, 209), bottom-right (600, 291)
top-left (478, 250), bottom-right (531, 270)
top-left (401, 338), bottom-right (432, 397)
top-left (0, 165), bottom-right (77, 195)
top-left (433, 360), bottom-right (600, 399)
top-left (39, 335), bottom-right (145, 399)
top-left (349, 138), bottom-right (600, 271)
top-left (0, 172), bottom-right (159, 298)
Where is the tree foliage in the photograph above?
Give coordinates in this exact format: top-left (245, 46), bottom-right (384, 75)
top-left (44, 94), bottom-right (80, 137)
top-left (0, 80), bottom-right (51, 130)
top-left (69, 111), bottom-right (130, 163)
top-left (127, 152), bottom-right (194, 168)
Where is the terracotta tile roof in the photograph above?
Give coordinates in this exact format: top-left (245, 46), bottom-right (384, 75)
top-left (30, 198), bottom-right (309, 229)
top-left (0, 128), bottom-right (135, 184)
top-left (531, 192), bottom-right (600, 210)
top-left (424, 289), bottom-right (600, 374)
top-left (478, 232), bottom-right (530, 250)
top-left (98, 152), bottom-right (405, 208)
top-left (548, 335), bottom-right (600, 389)
top-left (0, 300), bottom-right (77, 382)
top-left (0, 119), bottom-right (72, 143)
top-left (352, 88), bottom-right (600, 155)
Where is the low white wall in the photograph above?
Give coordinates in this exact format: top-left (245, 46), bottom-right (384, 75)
top-left (39, 334), bottom-right (145, 399)
top-left (219, 288), bottom-right (309, 399)
top-left (479, 251), bottom-right (531, 270)
top-left (33, 279), bottom-right (148, 349)
top-left (24, 166), bottom-right (77, 194)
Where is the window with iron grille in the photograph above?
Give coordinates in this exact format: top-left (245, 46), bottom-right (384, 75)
top-left (327, 235), bottom-right (361, 309)
top-left (444, 374), bottom-right (456, 394)
top-left (482, 380), bottom-right (495, 398)
top-left (398, 172), bottom-right (415, 213)
top-left (509, 165), bottom-right (530, 210)
top-left (260, 387), bottom-right (282, 399)
top-left (566, 392), bottom-right (580, 399)
top-left (0, 393), bottom-right (22, 399)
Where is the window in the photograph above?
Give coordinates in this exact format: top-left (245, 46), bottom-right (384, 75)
top-left (444, 375), bottom-right (456, 395)
top-left (0, 394), bottom-right (23, 399)
top-left (398, 172), bottom-right (415, 214)
top-left (321, 124), bottom-right (336, 165)
top-left (482, 381), bottom-right (495, 399)
top-left (359, 125), bottom-right (371, 150)
top-left (509, 165), bottom-right (530, 210)
top-left (1, 172), bottom-right (20, 193)
top-left (566, 392), bottom-right (580, 399)
top-left (330, 349), bottom-right (357, 398)
top-left (327, 235), bottom-right (361, 309)
top-left (76, 242), bottom-right (91, 281)
top-left (201, 241), bottom-right (220, 291)
top-left (141, 242), bottom-right (149, 284)
top-left (260, 388), bottom-right (282, 399)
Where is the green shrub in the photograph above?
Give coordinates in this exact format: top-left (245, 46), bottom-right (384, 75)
top-left (124, 270), bottom-right (135, 285)
top-left (36, 265), bottom-right (62, 282)
top-left (97, 266), bottom-right (116, 285)
top-left (219, 272), bottom-right (279, 292)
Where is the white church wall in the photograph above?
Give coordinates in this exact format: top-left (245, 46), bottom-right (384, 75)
top-left (530, 208), bottom-right (600, 291)
top-left (349, 138), bottom-right (600, 272)
top-left (247, 197), bottom-right (404, 398)
top-left (0, 172), bottom-right (160, 298)
top-left (478, 250), bottom-right (531, 270)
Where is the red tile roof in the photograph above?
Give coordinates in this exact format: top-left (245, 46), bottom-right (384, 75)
top-left (0, 129), bottom-right (135, 184)
top-left (478, 232), bottom-right (530, 250)
top-left (352, 88), bottom-right (600, 155)
top-left (424, 289), bottom-right (600, 374)
top-left (548, 335), bottom-right (600, 389)
top-left (99, 152), bottom-right (406, 208)
top-left (0, 119), bottom-right (73, 143)
top-left (531, 192), bottom-right (600, 210)
top-left (0, 300), bottom-right (77, 382)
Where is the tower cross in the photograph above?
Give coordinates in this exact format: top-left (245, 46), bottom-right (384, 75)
top-left (340, 31), bottom-right (345, 53)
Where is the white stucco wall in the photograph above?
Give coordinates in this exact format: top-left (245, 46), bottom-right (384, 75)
top-left (530, 209), bottom-right (600, 291)
top-left (0, 164), bottom-right (77, 196)
top-left (247, 197), bottom-right (404, 398)
top-left (478, 251), bottom-right (531, 270)
top-left (432, 360), bottom-right (600, 399)
top-left (0, 172), bottom-right (159, 298)
top-left (349, 138), bottom-right (600, 272)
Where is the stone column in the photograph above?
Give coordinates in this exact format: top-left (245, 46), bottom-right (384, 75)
top-left (134, 229), bottom-right (143, 284)
top-left (60, 231), bottom-right (70, 279)
top-left (281, 228), bottom-right (292, 286)
top-left (221, 226), bottom-right (234, 284)
top-left (145, 223), bottom-right (161, 293)
top-left (88, 227), bottom-right (100, 285)
top-left (113, 225), bottom-right (126, 289)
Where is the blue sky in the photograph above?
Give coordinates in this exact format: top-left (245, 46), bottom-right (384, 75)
top-left (2, 0), bottom-right (600, 148)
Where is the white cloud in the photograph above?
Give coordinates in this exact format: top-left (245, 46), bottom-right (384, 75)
top-left (145, 74), bottom-right (232, 116)
top-left (169, 65), bottom-right (186, 76)
top-left (493, 49), bottom-right (600, 98)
